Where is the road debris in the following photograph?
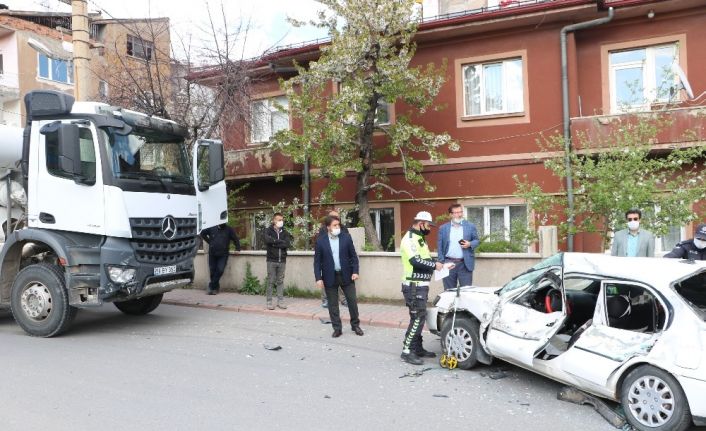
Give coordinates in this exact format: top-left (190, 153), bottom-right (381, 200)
top-left (324, 395), bottom-right (332, 399)
top-left (399, 367), bottom-right (433, 379)
top-left (263, 344), bottom-right (282, 351)
top-left (480, 367), bottom-right (509, 380)
top-left (432, 394), bottom-right (449, 398)
top-left (557, 386), bottom-right (626, 429)
top-left (319, 317), bottom-right (332, 324)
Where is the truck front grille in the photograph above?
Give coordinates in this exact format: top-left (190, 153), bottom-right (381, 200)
top-left (129, 217), bottom-right (198, 264)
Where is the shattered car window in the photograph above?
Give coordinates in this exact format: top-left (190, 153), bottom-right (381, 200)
top-left (673, 271), bottom-right (706, 321)
top-left (498, 253), bottom-right (563, 295)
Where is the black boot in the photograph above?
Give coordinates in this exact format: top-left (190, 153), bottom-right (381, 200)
top-left (400, 352), bottom-right (424, 365)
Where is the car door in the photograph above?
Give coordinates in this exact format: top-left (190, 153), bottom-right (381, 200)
top-left (192, 139), bottom-right (228, 233)
top-left (560, 280), bottom-right (661, 388)
top-left (485, 266), bottom-right (567, 367)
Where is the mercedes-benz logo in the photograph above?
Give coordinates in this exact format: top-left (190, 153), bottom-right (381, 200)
top-left (161, 216), bottom-right (177, 240)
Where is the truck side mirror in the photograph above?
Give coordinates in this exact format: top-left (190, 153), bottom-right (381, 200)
top-left (57, 123), bottom-right (82, 178)
top-left (208, 143), bottom-right (225, 184)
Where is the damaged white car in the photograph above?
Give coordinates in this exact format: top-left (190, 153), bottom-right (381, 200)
top-left (428, 253), bottom-right (706, 431)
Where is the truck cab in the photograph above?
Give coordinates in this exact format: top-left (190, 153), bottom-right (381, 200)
top-left (0, 90), bottom-right (227, 337)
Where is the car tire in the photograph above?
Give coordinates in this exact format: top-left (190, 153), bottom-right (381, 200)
top-left (620, 365), bottom-right (692, 431)
top-left (10, 263), bottom-right (77, 337)
top-left (114, 294), bottom-right (163, 316)
top-left (440, 315), bottom-right (480, 370)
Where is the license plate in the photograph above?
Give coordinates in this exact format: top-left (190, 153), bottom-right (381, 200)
top-left (154, 265), bottom-right (177, 276)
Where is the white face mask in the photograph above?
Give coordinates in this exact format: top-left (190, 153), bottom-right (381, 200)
top-left (275, 221), bottom-right (284, 229)
top-left (694, 238), bottom-right (706, 249)
top-left (331, 228), bottom-right (341, 237)
top-left (452, 217), bottom-right (464, 224)
top-left (627, 220), bottom-right (640, 231)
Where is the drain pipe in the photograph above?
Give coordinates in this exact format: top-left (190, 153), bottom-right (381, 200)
top-left (560, 7), bottom-right (613, 251)
top-left (303, 155), bottom-right (311, 246)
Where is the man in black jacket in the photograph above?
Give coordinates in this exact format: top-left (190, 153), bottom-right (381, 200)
top-left (201, 224), bottom-right (241, 295)
top-left (264, 213), bottom-right (293, 310)
top-left (664, 223), bottom-right (706, 261)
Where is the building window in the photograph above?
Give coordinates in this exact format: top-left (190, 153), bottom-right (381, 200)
top-left (98, 80), bottom-right (109, 99)
top-left (462, 57), bottom-right (523, 117)
top-left (609, 43), bottom-right (678, 113)
top-left (126, 34), bottom-right (154, 61)
top-left (347, 207), bottom-right (396, 251)
top-left (465, 204), bottom-right (527, 242)
top-left (37, 54), bottom-right (73, 84)
top-left (250, 95), bottom-right (289, 143)
top-left (375, 100), bottom-right (391, 126)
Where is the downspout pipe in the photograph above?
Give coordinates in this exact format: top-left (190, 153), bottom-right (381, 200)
top-left (560, 6), bottom-right (613, 251)
top-left (303, 156), bottom-right (311, 246)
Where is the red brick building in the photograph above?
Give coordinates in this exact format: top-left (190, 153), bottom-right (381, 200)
top-left (197, 0), bottom-right (706, 252)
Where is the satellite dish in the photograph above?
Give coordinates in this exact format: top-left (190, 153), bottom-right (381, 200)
top-left (671, 62), bottom-right (695, 99)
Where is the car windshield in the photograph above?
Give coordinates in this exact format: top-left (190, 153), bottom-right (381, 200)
top-left (498, 253), bottom-right (563, 295)
top-left (673, 271), bottom-right (706, 321)
top-left (100, 127), bottom-right (192, 184)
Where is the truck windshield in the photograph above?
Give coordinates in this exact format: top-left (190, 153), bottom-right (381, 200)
top-left (101, 127), bottom-right (192, 184)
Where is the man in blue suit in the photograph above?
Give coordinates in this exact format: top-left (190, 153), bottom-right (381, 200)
top-left (314, 216), bottom-right (363, 338)
top-left (437, 204), bottom-right (480, 290)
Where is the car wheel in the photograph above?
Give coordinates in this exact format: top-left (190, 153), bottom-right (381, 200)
top-left (440, 315), bottom-right (479, 370)
top-left (10, 263), bottom-right (77, 337)
top-left (620, 365), bottom-right (692, 431)
top-left (114, 294), bottom-right (163, 316)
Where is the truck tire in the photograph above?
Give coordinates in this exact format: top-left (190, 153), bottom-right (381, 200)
top-left (114, 294), bottom-right (163, 316)
top-left (10, 263), bottom-right (77, 337)
top-left (440, 315), bottom-right (480, 370)
top-left (620, 365), bottom-right (692, 431)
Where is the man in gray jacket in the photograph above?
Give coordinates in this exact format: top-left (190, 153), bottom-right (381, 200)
top-left (611, 209), bottom-right (655, 257)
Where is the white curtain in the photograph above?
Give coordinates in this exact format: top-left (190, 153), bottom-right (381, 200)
top-left (464, 65), bottom-right (481, 116)
top-left (484, 63), bottom-right (502, 113)
top-left (505, 59), bottom-right (524, 113)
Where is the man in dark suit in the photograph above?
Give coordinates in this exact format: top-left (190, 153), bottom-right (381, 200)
top-left (201, 224), bottom-right (241, 295)
top-left (317, 209), bottom-right (349, 308)
top-left (314, 216), bottom-right (363, 337)
top-left (437, 204), bottom-right (480, 290)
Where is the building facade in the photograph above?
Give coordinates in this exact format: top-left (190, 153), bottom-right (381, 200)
top-left (203, 0), bottom-right (706, 252)
top-left (0, 9), bottom-right (172, 127)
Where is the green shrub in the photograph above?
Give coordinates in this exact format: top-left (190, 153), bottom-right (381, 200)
top-left (475, 239), bottom-right (524, 253)
top-left (239, 262), bottom-right (263, 295)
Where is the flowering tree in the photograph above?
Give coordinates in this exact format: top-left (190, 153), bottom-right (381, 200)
top-left (516, 114), bottom-right (706, 250)
top-left (270, 0), bottom-right (457, 250)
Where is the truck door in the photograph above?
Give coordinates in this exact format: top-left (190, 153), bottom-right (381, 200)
top-left (30, 120), bottom-right (105, 235)
top-left (192, 139), bottom-right (228, 233)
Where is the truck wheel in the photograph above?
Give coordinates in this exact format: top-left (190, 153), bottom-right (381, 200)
top-left (114, 294), bottom-right (163, 316)
top-left (440, 315), bottom-right (480, 370)
top-left (620, 365), bottom-right (692, 431)
top-left (10, 263), bottom-right (77, 337)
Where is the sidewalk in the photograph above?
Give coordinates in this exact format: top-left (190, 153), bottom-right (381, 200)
top-left (163, 288), bottom-right (412, 329)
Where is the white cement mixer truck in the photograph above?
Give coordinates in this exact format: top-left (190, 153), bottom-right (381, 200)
top-left (0, 90), bottom-right (227, 337)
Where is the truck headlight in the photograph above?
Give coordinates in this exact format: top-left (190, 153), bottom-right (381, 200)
top-left (107, 266), bottom-right (136, 284)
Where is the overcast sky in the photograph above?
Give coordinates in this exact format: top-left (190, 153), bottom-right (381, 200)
top-left (7, 0), bottom-right (328, 62)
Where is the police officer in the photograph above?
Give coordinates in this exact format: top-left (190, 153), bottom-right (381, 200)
top-left (399, 211), bottom-right (452, 365)
top-left (664, 223), bottom-right (706, 260)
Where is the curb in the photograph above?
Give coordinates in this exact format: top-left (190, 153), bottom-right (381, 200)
top-left (163, 299), bottom-right (407, 329)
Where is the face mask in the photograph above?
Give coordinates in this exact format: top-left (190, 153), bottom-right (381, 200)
top-left (331, 228), bottom-right (341, 237)
top-left (627, 220), bottom-right (640, 231)
top-left (452, 217), bottom-right (464, 224)
top-left (275, 221), bottom-right (284, 229)
top-left (694, 239), bottom-right (706, 249)
top-left (420, 227), bottom-right (431, 236)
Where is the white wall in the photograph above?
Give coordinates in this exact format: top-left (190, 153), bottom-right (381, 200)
top-left (193, 250), bottom-right (542, 300)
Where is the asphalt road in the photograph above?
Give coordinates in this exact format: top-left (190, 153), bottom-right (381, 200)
top-left (0, 305), bottom-right (630, 431)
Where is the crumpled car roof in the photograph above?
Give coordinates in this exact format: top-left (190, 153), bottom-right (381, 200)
top-left (562, 252), bottom-right (706, 287)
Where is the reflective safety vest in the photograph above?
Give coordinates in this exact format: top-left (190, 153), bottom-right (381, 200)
top-left (400, 229), bottom-right (436, 284)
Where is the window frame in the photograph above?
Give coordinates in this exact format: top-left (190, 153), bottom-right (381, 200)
top-left (608, 43), bottom-right (679, 113)
top-left (461, 57), bottom-right (524, 117)
top-left (37, 53), bottom-right (73, 85)
top-left (44, 124), bottom-right (97, 183)
top-left (249, 95), bottom-right (290, 144)
top-left (126, 34), bottom-right (154, 61)
top-left (465, 204), bottom-right (528, 241)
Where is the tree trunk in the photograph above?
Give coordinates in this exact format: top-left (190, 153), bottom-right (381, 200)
top-left (356, 97), bottom-right (383, 251)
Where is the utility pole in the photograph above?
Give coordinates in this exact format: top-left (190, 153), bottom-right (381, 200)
top-left (60, 0), bottom-right (91, 101)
